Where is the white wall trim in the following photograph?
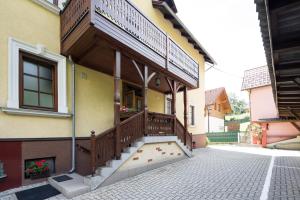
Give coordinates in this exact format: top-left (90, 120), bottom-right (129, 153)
top-left (1, 107), bottom-right (72, 118)
top-left (32, 0), bottom-right (60, 15)
top-left (7, 37), bottom-right (68, 113)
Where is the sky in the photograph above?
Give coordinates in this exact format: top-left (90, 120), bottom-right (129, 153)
top-left (174, 0), bottom-right (267, 102)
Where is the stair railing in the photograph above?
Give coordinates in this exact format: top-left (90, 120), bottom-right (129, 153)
top-left (90, 111), bottom-right (192, 175)
top-left (91, 111), bottom-right (144, 175)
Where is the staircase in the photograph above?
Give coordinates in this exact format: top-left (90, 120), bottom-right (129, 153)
top-left (49, 112), bottom-right (193, 198)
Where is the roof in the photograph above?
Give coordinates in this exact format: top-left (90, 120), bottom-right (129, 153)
top-left (241, 66), bottom-right (271, 91)
top-left (152, 0), bottom-right (216, 64)
top-left (154, 0), bottom-right (178, 13)
top-left (205, 87), bottom-right (225, 106)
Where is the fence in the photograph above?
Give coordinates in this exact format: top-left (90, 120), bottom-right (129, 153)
top-left (207, 132), bottom-right (239, 143)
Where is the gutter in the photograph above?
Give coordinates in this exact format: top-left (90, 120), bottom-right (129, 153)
top-left (69, 56), bottom-right (76, 173)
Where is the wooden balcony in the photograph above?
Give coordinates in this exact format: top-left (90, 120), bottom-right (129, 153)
top-left (61, 0), bottom-right (199, 89)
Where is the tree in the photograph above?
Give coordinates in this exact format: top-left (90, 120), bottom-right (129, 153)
top-left (228, 93), bottom-right (248, 115)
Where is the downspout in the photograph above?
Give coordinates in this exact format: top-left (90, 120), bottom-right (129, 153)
top-left (207, 107), bottom-right (210, 133)
top-left (69, 56), bottom-right (76, 173)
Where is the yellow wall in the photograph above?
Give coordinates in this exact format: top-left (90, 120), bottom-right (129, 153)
top-left (148, 89), bottom-right (165, 113)
top-left (131, 0), bottom-right (206, 134)
top-left (0, 0), bottom-right (72, 138)
top-left (0, 0), bottom-right (204, 138)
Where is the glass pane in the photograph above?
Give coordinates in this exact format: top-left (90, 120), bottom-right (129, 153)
top-left (39, 79), bottom-right (53, 93)
top-left (24, 91), bottom-right (38, 106)
top-left (39, 66), bottom-right (52, 79)
top-left (24, 61), bottom-right (38, 76)
top-left (24, 75), bottom-right (38, 91)
top-left (40, 93), bottom-right (54, 108)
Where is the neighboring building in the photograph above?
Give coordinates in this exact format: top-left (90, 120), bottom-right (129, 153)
top-left (242, 66), bottom-right (300, 146)
top-left (205, 87), bottom-right (232, 133)
top-left (0, 0), bottom-right (215, 195)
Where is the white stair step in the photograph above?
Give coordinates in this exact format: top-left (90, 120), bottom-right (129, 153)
top-left (100, 167), bottom-right (113, 177)
top-left (120, 152), bottom-right (131, 160)
top-left (125, 147), bottom-right (137, 153)
top-left (48, 173), bottom-right (90, 199)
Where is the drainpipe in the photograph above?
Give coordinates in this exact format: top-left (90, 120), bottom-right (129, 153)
top-left (207, 107), bottom-right (210, 133)
top-left (69, 56), bottom-right (76, 173)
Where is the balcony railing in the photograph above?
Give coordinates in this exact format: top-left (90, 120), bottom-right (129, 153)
top-left (61, 0), bottom-right (199, 86)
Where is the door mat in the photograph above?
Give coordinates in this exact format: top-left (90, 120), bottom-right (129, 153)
top-left (52, 175), bottom-right (73, 182)
top-left (15, 184), bottom-right (60, 200)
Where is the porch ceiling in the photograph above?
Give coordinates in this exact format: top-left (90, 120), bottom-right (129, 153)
top-left (255, 0), bottom-right (300, 118)
top-left (69, 29), bottom-right (177, 94)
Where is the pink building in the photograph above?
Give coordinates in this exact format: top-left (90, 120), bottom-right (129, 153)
top-left (242, 66), bottom-right (300, 146)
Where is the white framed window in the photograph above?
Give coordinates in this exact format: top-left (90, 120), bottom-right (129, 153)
top-left (189, 105), bottom-right (195, 126)
top-left (6, 37), bottom-right (68, 115)
top-left (165, 94), bottom-right (172, 115)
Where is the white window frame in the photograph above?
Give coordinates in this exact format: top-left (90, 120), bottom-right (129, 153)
top-left (164, 94), bottom-right (172, 114)
top-left (6, 37), bottom-right (68, 114)
top-left (189, 105), bottom-right (195, 127)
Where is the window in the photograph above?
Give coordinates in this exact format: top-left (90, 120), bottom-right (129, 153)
top-left (166, 98), bottom-right (172, 115)
top-left (24, 157), bottom-right (55, 179)
top-left (190, 105), bottom-right (195, 126)
top-left (19, 52), bottom-right (57, 111)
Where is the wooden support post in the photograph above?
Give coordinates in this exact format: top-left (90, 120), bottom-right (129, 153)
top-left (91, 130), bottom-right (96, 176)
top-left (114, 50), bottom-right (121, 159)
top-left (183, 86), bottom-right (188, 145)
top-left (143, 66), bottom-right (149, 136)
top-left (172, 80), bottom-right (177, 135)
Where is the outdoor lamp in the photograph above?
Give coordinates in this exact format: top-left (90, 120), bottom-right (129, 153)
top-left (155, 75), bottom-right (161, 87)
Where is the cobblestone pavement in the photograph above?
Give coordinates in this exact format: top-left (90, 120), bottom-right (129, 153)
top-left (50, 148), bottom-right (271, 200)
top-left (2, 147), bottom-right (300, 200)
top-left (269, 157), bottom-right (300, 200)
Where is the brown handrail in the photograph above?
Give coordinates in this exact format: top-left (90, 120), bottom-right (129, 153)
top-left (90, 111), bottom-right (192, 175)
top-left (148, 112), bottom-right (175, 136)
top-left (91, 111), bottom-right (144, 175)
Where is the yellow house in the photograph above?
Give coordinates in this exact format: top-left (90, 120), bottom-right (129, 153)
top-left (0, 0), bottom-right (214, 196)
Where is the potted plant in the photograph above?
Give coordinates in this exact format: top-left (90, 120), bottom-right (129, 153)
top-left (25, 159), bottom-right (50, 180)
top-left (246, 123), bottom-right (262, 145)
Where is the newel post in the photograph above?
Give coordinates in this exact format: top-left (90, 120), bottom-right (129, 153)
top-left (114, 50), bottom-right (121, 159)
top-left (91, 130), bottom-right (96, 176)
top-left (183, 86), bottom-right (188, 145)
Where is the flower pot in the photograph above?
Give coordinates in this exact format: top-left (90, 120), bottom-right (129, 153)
top-left (29, 170), bottom-right (50, 180)
top-left (257, 140), bottom-right (261, 145)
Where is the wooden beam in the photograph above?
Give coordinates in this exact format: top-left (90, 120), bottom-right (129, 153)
top-left (131, 60), bottom-right (144, 82)
top-left (183, 86), bottom-right (188, 145)
top-left (287, 108), bottom-right (300, 119)
top-left (172, 80), bottom-right (177, 135)
top-left (166, 77), bottom-right (174, 92)
top-left (143, 65), bottom-right (149, 136)
top-left (293, 79), bottom-right (300, 88)
top-left (176, 83), bottom-right (184, 93)
top-left (291, 122), bottom-right (300, 132)
top-left (147, 72), bottom-right (156, 84)
top-left (114, 50), bottom-right (121, 159)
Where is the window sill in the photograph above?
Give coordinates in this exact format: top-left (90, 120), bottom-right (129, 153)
top-left (1, 107), bottom-right (72, 118)
top-left (0, 174), bottom-right (7, 182)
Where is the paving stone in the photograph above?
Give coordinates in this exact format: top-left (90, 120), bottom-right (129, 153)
top-left (4, 148), bottom-right (300, 200)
